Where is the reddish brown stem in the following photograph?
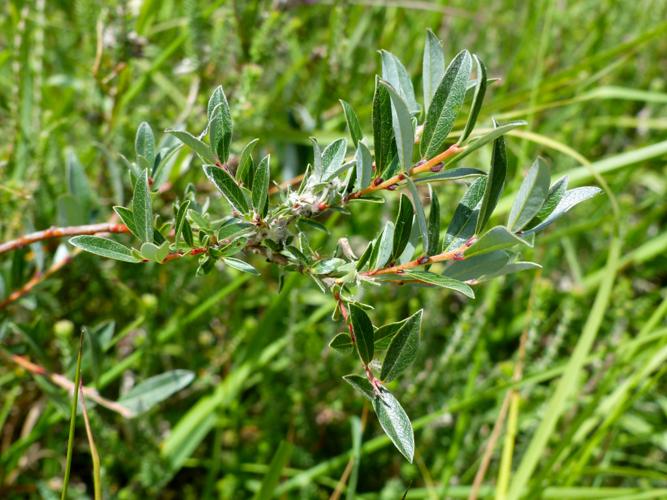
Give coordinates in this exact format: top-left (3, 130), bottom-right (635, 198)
top-left (0, 223), bottom-right (129, 255)
top-left (4, 352), bottom-right (134, 418)
top-left (363, 239), bottom-right (475, 277)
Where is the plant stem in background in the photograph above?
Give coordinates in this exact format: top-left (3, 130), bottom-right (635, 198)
top-left (61, 331), bottom-right (85, 500)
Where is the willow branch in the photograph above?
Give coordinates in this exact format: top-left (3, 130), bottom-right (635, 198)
top-left (0, 223), bottom-right (130, 255)
top-left (3, 352), bottom-right (134, 418)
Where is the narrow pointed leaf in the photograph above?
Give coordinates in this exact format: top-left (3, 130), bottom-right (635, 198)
top-left (375, 319), bottom-right (408, 350)
top-left (167, 130), bottom-right (217, 164)
top-left (237, 138), bottom-right (259, 188)
top-left (252, 155), bottom-right (270, 215)
top-left (204, 165), bottom-right (250, 213)
top-left (253, 441), bottom-right (293, 500)
top-left (392, 195), bottom-right (414, 261)
top-left (466, 226), bottom-right (531, 257)
top-left (379, 80), bottom-right (414, 172)
top-left (340, 100), bottom-right (363, 147)
top-left (380, 310), bottom-right (422, 382)
top-left (322, 138), bottom-right (348, 181)
top-left (135, 122), bottom-right (155, 166)
top-left (207, 86), bottom-right (233, 163)
top-left (117, 370), bottom-right (194, 416)
top-left (113, 206), bottom-right (139, 240)
top-left (223, 257), bottom-right (260, 275)
top-left (329, 333), bottom-right (354, 353)
top-left (421, 50), bottom-right (472, 159)
top-left (402, 271), bottom-right (474, 298)
top-left (69, 236), bottom-right (140, 263)
top-left (508, 157), bottom-right (551, 231)
top-left (415, 167), bottom-right (486, 184)
top-left (355, 142), bottom-right (373, 191)
top-left (423, 29), bottom-right (445, 113)
top-left (427, 189), bottom-right (440, 256)
top-left (173, 200), bottom-right (191, 247)
top-left (343, 374), bottom-right (375, 401)
top-left (450, 121), bottom-right (526, 166)
top-left (373, 221), bottom-right (395, 269)
top-left (476, 128), bottom-right (507, 233)
top-left (381, 50), bottom-right (419, 115)
top-left (132, 169), bottom-right (153, 243)
top-left (372, 388), bottom-right (414, 462)
top-left (405, 177), bottom-right (429, 251)
top-left (458, 55), bottom-right (487, 144)
top-left (349, 304), bottom-right (375, 364)
top-left (372, 76), bottom-right (396, 175)
top-left (444, 177), bottom-right (487, 251)
top-left (444, 251), bottom-right (510, 281)
top-left (523, 185), bottom-right (602, 234)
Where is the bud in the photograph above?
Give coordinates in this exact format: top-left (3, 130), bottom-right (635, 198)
top-left (141, 293), bottom-right (158, 310)
top-left (54, 319), bottom-right (74, 338)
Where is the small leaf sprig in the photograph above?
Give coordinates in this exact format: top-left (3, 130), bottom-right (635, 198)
top-left (65, 30), bottom-right (601, 462)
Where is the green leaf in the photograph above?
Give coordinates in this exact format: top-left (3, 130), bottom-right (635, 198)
top-left (173, 200), bottom-right (191, 247)
top-left (372, 388), bottom-right (415, 462)
top-left (375, 319), bottom-right (408, 350)
top-left (135, 121), bottom-right (155, 167)
top-left (405, 177), bottom-right (429, 251)
top-left (204, 165), bottom-right (250, 213)
top-left (380, 310), bottom-right (422, 382)
top-left (223, 257), bottom-right (260, 275)
top-left (66, 149), bottom-right (92, 203)
top-left (322, 138), bottom-right (348, 181)
top-left (340, 100), bottom-right (363, 147)
top-left (402, 271), bottom-right (475, 298)
top-left (354, 142), bottom-right (373, 191)
top-left (531, 176), bottom-right (568, 223)
top-left (466, 226), bottom-right (531, 258)
top-left (140, 241), bottom-right (169, 263)
top-left (421, 50), bottom-right (472, 159)
top-left (381, 50), bottom-right (419, 115)
top-left (476, 127), bottom-right (507, 233)
top-left (379, 80), bottom-right (414, 172)
top-left (69, 236), bottom-right (140, 263)
top-left (132, 169), bottom-right (153, 243)
top-left (312, 258), bottom-right (345, 275)
top-left (444, 250), bottom-right (510, 281)
top-left (167, 129), bottom-right (217, 164)
top-left (392, 195), bottom-right (414, 262)
top-left (350, 304), bottom-right (374, 364)
top-left (427, 189), bottom-right (440, 256)
top-left (181, 219), bottom-right (194, 247)
top-left (253, 441), bottom-right (294, 500)
top-left (237, 138), bottom-right (259, 188)
top-left (458, 55), bottom-right (487, 144)
top-left (207, 85), bottom-right (233, 163)
top-left (451, 121), bottom-right (526, 166)
top-left (252, 155), bottom-right (270, 215)
top-left (415, 167), bottom-right (486, 184)
top-left (372, 76), bottom-right (396, 176)
top-left (113, 206), bottom-right (139, 240)
top-left (343, 374), bottom-right (375, 401)
top-left (117, 370), bottom-right (194, 416)
top-left (373, 221), bottom-right (395, 269)
top-left (329, 333), bottom-right (354, 353)
top-left (356, 241), bottom-right (374, 271)
top-left (422, 29), bottom-right (445, 113)
top-left (444, 177), bottom-right (487, 251)
top-left (523, 185), bottom-right (602, 234)
top-left (508, 157), bottom-right (551, 232)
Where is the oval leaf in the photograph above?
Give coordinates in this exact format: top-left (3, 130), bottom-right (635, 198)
top-left (340, 100), bottom-right (363, 147)
top-left (458, 55), bottom-right (487, 144)
top-left (132, 169), bottom-right (153, 243)
top-left (117, 369), bottom-right (195, 416)
top-left (252, 155), bottom-right (270, 215)
top-left (207, 86), bottom-right (233, 163)
top-left (204, 165), bottom-right (250, 213)
top-left (167, 129), bottom-right (218, 164)
top-left (381, 50), bottom-right (419, 115)
top-left (349, 304), bottom-right (375, 365)
top-left (379, 80), bottom-right (414, 172)
top-left (372, 387), bottom-right (415, 463)
top-left (392, 194), bottom-right (414, 261)
top-left (69, 235), bottom-right (140, 263)
top-left (372, 76), bottom-right (396, 176)
top-left (402, 271), bottom-right (474, 298)
top-left (508, 157), bottom-right (551, 232)
top-left (380, 309), bottom-right (422, 382)
top-left (421, 50), bottom-right (472, 159)
top-left (422, 29), bottom-right (446, 113)
top-left (476, 125), bottom-right (507, 234)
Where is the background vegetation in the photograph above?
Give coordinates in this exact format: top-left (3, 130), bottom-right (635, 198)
top-left (1, 0), bottom-right (666, 498)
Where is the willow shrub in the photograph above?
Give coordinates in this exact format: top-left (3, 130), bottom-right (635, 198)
top-left (69, 31), bottom-right (600, 462)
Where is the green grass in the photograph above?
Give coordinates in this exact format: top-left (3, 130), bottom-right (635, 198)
top-left (1, 0), bottom-right (666, 498)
